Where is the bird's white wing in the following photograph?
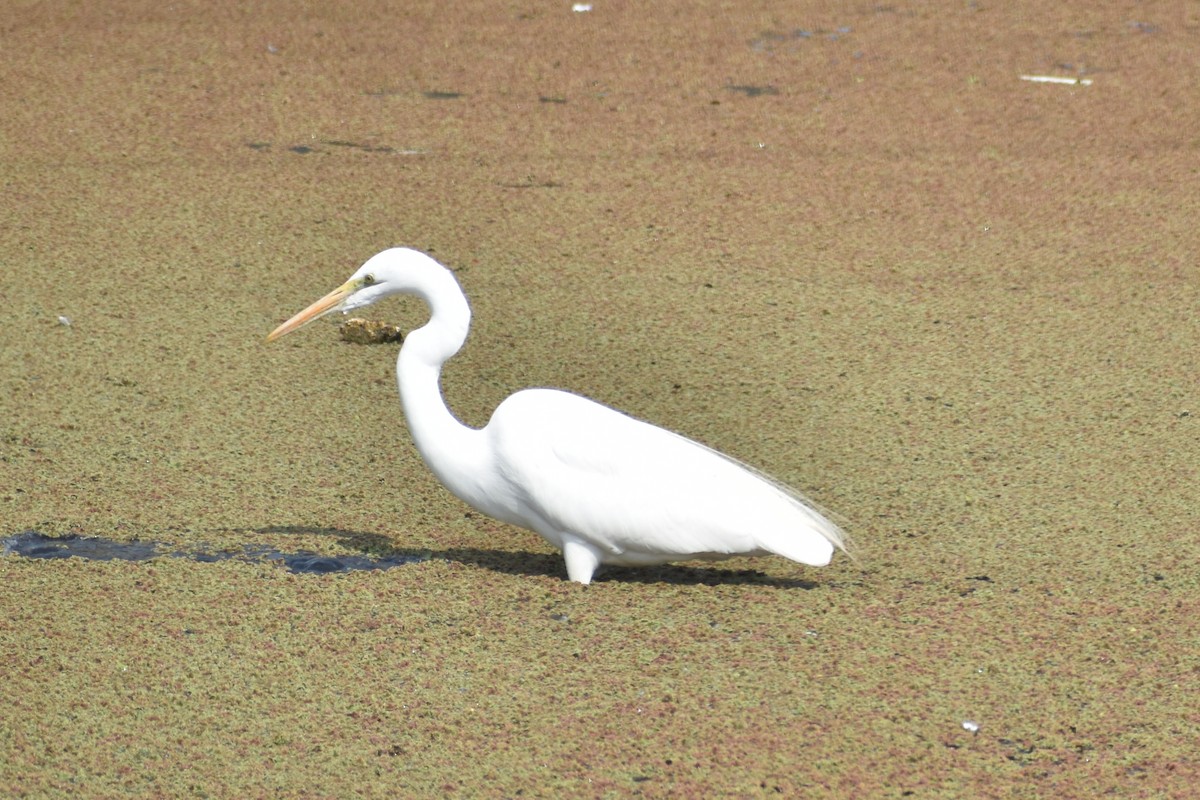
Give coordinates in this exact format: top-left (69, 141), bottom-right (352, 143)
top-left (483, 388), bottom-right (841, 565)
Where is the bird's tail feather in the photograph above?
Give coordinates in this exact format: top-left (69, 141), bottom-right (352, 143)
top-left (667, 430), bottom-right (851, 556)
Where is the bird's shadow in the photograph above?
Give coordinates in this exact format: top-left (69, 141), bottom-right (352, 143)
top-left (254, 525), bottom-right (821, 588)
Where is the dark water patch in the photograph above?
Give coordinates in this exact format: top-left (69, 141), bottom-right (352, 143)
top-left (357, 89), bottom-right (460, 101)
top-left (248, 140), bottom-right (400, 155)
top-left (241, 544), bottom-right (420, 573)
top-left (749, 25), bottom-right (853, 52)
top-left (725, 84), bottom-right (779, 98)
top-left (496, 178), bottom-right (563, 189)
top-left (2, 532), bottom-right (425, 575)
top-left (320, 140), bottom-right (396, 154)
top-left (4, 532), bottom-right (159, 562)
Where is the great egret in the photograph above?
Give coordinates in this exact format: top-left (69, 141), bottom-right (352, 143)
top-left (267, 248), bottom-right (846, 584)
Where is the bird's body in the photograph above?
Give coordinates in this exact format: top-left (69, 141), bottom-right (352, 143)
top-left (268, 248), bottom-right (845, 583)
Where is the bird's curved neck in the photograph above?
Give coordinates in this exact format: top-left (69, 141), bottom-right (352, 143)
top-left (395, 267), bottom-right (488, 496)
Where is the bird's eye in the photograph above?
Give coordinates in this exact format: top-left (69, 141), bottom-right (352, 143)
top-left (362, 273), bottom-right (376, 286)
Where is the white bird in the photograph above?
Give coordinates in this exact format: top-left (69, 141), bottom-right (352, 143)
top-left (267, 248), bottom-right (846, 584)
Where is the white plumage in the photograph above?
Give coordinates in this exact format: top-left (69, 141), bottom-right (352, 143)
top-left (268, 248), bottom-right (845, 583)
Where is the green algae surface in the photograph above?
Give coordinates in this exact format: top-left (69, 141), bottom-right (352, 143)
top-left (3, 1), bottom-right (1199, 796)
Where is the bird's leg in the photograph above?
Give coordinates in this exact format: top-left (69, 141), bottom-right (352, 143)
top-left (561, 536), bottom-right (602, 585)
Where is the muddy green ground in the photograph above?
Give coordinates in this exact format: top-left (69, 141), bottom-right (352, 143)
top-left (3, 1), bottom-right (1199, 796)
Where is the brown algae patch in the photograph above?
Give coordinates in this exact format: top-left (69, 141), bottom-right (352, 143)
top-left (339, 318), bottom-right (405, 345)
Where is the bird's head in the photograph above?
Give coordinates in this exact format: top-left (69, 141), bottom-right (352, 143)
top-left (266, 248), bottom-right (430, 342)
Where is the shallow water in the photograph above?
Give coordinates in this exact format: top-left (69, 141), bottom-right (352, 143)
top-left (2, 531), bottom-right (426, 574)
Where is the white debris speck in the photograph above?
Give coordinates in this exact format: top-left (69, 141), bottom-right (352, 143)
top-left (1019, 74), bottom-right (1092, 86)
top-left (57, 315), bottom-right (72, 327)
top-left (572, 3), bottom-right (592, 11)
top-left (962, 720), bottom-right (980, 733)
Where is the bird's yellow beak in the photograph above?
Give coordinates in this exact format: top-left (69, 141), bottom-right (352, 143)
top-left (267, 278), bottom-right (360, 342)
